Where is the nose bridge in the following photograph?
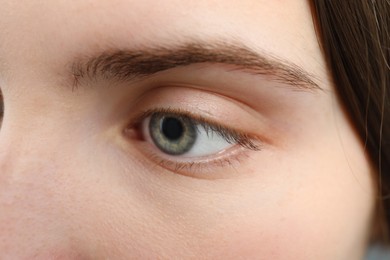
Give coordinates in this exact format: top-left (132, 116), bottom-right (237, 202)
top-left (0, 132), bottom-right (55, 208)
top-left (0, 120), bottom-right (62, 199)
top-left (0, 126), bottom-right (48, 185)
top-left (0, 145), bottom-right (86, 258)
top-left (0, 129), bottom-right (62, 251)
top-left (0, 135), bottom-right (25, 193)
top-left (0, 87), bottom-right (75, 212)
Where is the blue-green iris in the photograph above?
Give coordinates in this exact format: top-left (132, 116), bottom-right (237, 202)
top-left (149, 114), bottom-right (197, 155)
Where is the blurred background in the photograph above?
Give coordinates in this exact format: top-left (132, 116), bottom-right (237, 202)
top-left (366, 245), bottom-right (390, 260)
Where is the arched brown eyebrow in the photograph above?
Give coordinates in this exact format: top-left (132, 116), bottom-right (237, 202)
top-left (70, 41), bottom-right (321, 91)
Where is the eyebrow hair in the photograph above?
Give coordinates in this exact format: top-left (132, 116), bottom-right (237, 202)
top-left (70, 41), bottom-right (321, 91)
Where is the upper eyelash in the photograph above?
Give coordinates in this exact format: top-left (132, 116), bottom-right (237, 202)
top-left (131, 107), bottom-right (261, 151)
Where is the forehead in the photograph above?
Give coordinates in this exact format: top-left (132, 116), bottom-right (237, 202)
top-left (0, 0), bottom-right (325, 81)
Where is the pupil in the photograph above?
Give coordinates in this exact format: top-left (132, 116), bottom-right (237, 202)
top-left (161, 117), bottom-right (184, 141)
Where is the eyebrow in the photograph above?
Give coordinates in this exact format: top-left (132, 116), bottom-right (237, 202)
top-left (70, 41), bottom-right (321, 91)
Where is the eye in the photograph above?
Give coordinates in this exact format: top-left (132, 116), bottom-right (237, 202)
top-left (145, 113), bottom-right (235, 157)
top-left (137, 109), bottom-right (260, 159)
top-left (126, 108), bottom-right (262, 176)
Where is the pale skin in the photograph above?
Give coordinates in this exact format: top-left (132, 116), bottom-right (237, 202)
top-left (0, 0), bottom-right (376, 259)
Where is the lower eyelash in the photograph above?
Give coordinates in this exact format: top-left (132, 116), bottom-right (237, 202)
top-left (146, 145), bottom-right (252, 177)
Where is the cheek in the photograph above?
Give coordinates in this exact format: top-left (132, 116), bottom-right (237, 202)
top-left (62, 146), bottom-right (373, 260)
top-left (234, 179), bottom-right (372, 259)
top-left (192, 181), bottom-right (372, 260)
top-left (158, 147), bottom-right (374, 260)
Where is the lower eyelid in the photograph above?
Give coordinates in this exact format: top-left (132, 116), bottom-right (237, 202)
top-left (130, 137), bottom-right (253, 178)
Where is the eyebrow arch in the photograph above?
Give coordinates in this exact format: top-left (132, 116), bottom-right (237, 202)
top-left (70, 41), bottom-right (321, 91)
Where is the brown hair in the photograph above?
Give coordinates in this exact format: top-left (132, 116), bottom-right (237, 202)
top-left (310, 1), bottom-right (389, 243)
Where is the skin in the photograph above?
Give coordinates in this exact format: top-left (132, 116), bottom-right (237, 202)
top-left (0, 0), bottom-right (376, 259)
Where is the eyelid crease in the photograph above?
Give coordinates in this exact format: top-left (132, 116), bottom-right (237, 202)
top-left (128, 107), bottom-right (263, 151)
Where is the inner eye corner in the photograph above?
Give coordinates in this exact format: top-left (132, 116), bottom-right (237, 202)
top-left (123, 118), bottom-right (145, 141)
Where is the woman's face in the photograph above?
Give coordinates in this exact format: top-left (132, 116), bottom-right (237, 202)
top-left (0, 0), bottom-right (376, 259)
